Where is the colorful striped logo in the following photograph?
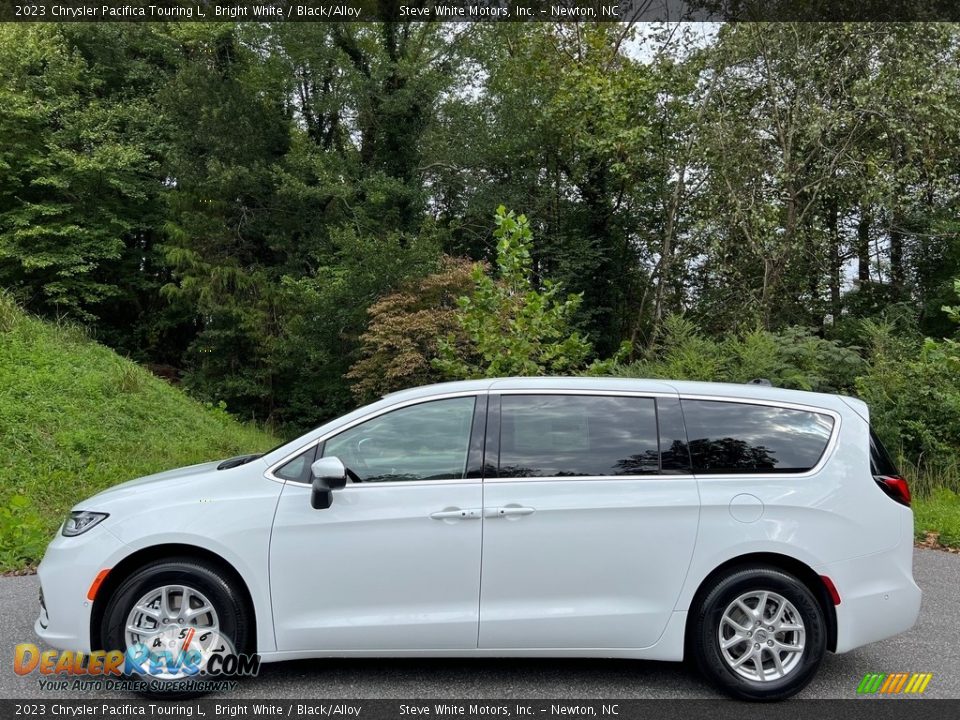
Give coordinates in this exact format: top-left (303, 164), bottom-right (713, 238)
top-left (857, 672), bottom-right (933, 695)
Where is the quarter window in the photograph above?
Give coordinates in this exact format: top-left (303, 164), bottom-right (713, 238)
top-left (274, 446), bottom-right (317, 483)
top-left (498, 395), bottom-right (659, 477)
top-left (870, 427), bottom-right (900, 476)
top-left (682, 400), bottom-right (834, 474)
top-left (323, 397), bottom-right (476, 482)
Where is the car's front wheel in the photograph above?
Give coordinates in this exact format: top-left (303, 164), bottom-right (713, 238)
top-left (100, 557), bottom-right (252, 698)
top-left (691, 566), bottom-right (826, 701)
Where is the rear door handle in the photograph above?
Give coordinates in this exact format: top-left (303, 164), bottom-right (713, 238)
top-left (485, 505), bottom-right (536, 518)
top-left (430, 508), bottom-right (481, 521)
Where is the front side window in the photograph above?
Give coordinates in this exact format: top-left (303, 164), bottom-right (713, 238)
top-left (498, 395), bottom-right (659, 477)
top-left (323, 397), bottom-right (476, 482)
top-left (682, 400), bottom-right (835, 474)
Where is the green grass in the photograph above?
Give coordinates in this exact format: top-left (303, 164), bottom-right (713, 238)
top-left (902, 460), bottom-right (960, 549)
top-left (0, 294), bottom-right (279, 571)
top-left (899, 456), bottom-right (960, 501)
top-left (914, 489), bottom-right (960, 548)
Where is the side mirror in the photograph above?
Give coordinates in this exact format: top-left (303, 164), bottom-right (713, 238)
top-left (310, 457), bottom-right (348, 510)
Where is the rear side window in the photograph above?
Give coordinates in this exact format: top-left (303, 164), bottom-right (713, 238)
top-left (870, 428), bottom-right (900, 476)
top-left (682, 400), bottom-right (834, 474)
top-left (498, 395), bottom-right (659, 477)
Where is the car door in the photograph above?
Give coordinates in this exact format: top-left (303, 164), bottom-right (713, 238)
top-left (269, 394), bottom-right (486, 651)
top-left (478, 391), bottom-right (700, 649)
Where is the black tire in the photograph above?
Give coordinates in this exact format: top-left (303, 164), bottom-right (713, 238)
top-left (690, 566), bottom-right (826, 701)
top-left (101, 557), bottom-right (252, 699)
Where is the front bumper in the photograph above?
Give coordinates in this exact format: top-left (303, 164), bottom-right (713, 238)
top-left (34, 526), bottom-right (130, 654)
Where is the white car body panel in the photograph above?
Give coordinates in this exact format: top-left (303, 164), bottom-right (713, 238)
top-left (37, 459), bottom-right (283, 654)
top-left (35, 377), bottom-right (920, 669)
top-left (479, 477), bottom-right (699, 649)
top-left (270, 480), bottom-right (483, 651)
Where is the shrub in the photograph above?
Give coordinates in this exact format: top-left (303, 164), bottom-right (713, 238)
top-left (434, 207), bottom-right (595, 379)
top-left (615, 315), bottom-right (863, 393)
top-left (855, 320), bottom-right (960, 496)
top-left (347, 256), bottom-right (477, 403)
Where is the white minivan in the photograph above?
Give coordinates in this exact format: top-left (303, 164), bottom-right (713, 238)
top-left (36, 377), bottom-right (921, 700)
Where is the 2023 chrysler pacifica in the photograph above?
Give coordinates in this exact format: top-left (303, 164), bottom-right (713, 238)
top-left (36, 377), bottom-right (921, 700)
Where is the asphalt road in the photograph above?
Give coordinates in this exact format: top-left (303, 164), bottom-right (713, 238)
top-left (2, 548), bottom-right (957, 700)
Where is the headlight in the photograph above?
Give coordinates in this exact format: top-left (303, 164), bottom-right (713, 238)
top-left (62, 511), bottom-right (109, 537)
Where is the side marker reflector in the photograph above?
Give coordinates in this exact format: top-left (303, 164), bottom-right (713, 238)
top-left (87, 569), bottom-right (111, 601)
top-left (820, 575), bottom-right (841, 605)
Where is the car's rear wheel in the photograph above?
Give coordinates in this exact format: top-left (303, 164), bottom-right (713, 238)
top-left (100, 557), bottom-right (251, 699)
top-left (691, 566), bottom-right (826, 701)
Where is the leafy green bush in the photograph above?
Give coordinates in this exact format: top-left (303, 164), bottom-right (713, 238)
top-left (616, 315), bottom-right (863, 393)
top-left (855, 320), bottom-right (960, 496)
top-left (434, 207), bottom-right (596, 379)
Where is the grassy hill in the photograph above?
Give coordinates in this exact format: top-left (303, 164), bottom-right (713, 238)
top-left (0, 295), bottom-right (280, 571)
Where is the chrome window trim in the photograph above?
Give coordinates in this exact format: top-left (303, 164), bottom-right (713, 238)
top-left (484, 475), bottom-right (687, 484)
top-left (264, 390), bottom-right (481, 486)
top-left (285, 478), bottom-right (481, 490)
top-left (496, 388), bottom-right (675, 398)
top-left (266, 387), bottom-right (844, 486)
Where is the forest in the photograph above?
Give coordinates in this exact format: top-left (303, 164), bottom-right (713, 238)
top-left (2, 22), bottom-right (960, 543)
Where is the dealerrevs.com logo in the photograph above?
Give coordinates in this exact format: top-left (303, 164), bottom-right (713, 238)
top-left (857, 673), bottom-right (934, 695)
top-left (15, 627), bottom-right (259, 693)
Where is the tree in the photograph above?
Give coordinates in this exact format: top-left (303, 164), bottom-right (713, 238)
top-left (0, 25), bottom-right (174, 322)
top-left (159, 23), bottom-right (463, 427)
top-left (434, 207), bottom-right (594, 379)
top-left (427, 24), bottom-right (665, 356)
top-left (347, 256), bottom-right (476, 403)
top-left (2, 20), bottom-right (960, 435)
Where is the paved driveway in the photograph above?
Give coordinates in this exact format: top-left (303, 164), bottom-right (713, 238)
top-left (2, 549), bottom-right (957, 699)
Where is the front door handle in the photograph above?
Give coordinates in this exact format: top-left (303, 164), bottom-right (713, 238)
top-left (430, 507), bottom-right (481, 521)
top-left (485, 505), bottom-right (536, 518)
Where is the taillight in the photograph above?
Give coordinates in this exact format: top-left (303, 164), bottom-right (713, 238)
top-left (875, 475), bottom-right (911, 507)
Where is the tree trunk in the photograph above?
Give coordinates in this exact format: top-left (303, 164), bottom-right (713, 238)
top-left (889, 212), bottom-right (905, 291)
top-left (828, 199), bottom-right (841, 321)
top-left (857, 207), bottom-right (871, 284)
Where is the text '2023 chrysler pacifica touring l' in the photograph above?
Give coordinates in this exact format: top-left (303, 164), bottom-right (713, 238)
top-left (35, 377), bottom-right (920, 700)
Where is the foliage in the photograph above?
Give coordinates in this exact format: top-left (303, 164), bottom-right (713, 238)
top-left (617, 315), bottom-right (864, 393)
top-left (2, 23), bottom-right (960, 426)
top-left (942, 278), bottom-right (960, 325)
top-left (0, 295), bottom-right (278, 570)
top-left (0, 26), bottom-right (174, 323)
top-left (434, 208), bottom-right (594, 379)
top-left (3, 24), bottom-right (960, 546)
top-left (689, 23), bottom-right (960, 334)
top-left (154, 24), bottom-right (457, 428)
top-left (853, 296), bottom-right (960, 496)
top-left (347, 256), bottom-right (476, 403)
